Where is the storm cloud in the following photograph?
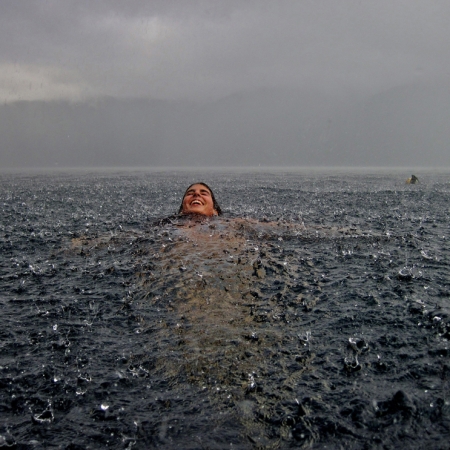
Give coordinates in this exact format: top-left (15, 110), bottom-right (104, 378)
top-left (1, 0), bottom-right (449, 168)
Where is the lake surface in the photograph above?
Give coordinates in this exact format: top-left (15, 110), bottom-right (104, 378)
top-left (1, 170), bottom-right (449, 449)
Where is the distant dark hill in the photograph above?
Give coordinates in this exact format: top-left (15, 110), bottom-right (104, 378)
top-left (0, 82), bottom-right (449, 168)
top-left (322, 82), bottom-right (450, 166)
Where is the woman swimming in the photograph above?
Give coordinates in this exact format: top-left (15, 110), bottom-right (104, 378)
top-left (178, 182), bottom-right (222, 216)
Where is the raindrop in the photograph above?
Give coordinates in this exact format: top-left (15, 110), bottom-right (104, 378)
top-left (397, 267), bottom-right (413, 281)
top-left (348, 337), bottom-right (369, 354)
top-left (344, 356), bottom-right (362, 372)
top-left (298, 331), bottom-right (311, 346)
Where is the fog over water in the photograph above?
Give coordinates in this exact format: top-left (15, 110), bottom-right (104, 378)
top-left (1, 1), bottom-right (450, 169)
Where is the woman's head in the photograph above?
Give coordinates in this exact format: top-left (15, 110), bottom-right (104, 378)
top-left (179, 182), bottom-right (222, 216)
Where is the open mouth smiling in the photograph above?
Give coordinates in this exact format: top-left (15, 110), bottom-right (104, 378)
top-left (180, 183), bottom-right (218, 216)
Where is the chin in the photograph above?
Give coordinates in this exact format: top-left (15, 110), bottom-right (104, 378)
top-left (183, 210), bottom-right (206, 216)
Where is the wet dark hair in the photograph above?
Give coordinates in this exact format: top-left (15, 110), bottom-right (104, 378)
top-left (178, 182), bottom-right (222, 215)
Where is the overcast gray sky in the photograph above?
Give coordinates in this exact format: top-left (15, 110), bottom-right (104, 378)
top-left (2, 0), bottom-right (449, 103)
top-left (1, 0), bottom-right (449, 169)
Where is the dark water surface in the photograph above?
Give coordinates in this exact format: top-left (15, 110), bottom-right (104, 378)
top-left (1, 170), bottom-right (449, 449)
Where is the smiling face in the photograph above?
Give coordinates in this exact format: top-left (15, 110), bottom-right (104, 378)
top-left (181, 183), bottom-right (218, 216)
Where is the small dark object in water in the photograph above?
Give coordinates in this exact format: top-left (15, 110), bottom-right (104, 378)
top-left (406, 174), bottom-right (419, 184)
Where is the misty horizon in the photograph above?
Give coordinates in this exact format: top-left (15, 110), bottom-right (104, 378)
top-left (1, 82), bottom-right (449, 170)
